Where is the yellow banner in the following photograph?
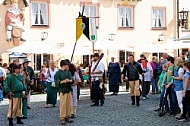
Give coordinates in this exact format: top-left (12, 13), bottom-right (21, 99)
top-left (76, 18), bottom-right (83, 42)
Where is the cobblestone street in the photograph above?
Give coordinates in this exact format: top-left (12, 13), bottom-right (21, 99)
top-left (0, 85), bottom-right (190, 126)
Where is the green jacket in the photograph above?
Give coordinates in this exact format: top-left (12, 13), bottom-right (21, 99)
top-left (54, 69), bottom-right (74, 93)
top-left (25, 66), bottom-right (35, 80)
top-left (4, 74), bottom-right (27, 98)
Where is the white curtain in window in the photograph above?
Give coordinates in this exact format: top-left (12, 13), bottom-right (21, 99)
top-left (90, 6), bottom-right (96, 17)
top-left (90, 6), bottom-right (97, 26)
top-left (152, 9), bottom-right (157, 27)
top-left (126, 8), bottom-right (131, 27)
top-left (159, 9), bottom-right (164, 27)
top-left (84, 6), bottom-right (89, 17)
top-left (32, 2), bottom-right (38, 25)
top-left (40, 3), bottom-right (47, 24)
top-left (119, 8), bottom-right (124, 27)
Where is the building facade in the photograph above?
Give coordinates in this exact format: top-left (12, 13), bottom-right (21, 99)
top-left (0, 0), bottom-right (184, 69)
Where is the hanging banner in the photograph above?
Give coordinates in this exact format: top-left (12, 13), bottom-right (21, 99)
top-left (89, 18), bottom-right (97, 43)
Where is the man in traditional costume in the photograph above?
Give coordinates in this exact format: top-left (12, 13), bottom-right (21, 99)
top-left (5, 0), bottom-right (26, 41)
top-left (91, 53), bottom-right (105, 106)
top-left (4, 63), bottom-right (27, 126)
top-left (121, 54), bottom-right (144, 106)
top-left (22, 58), bottom-right (34, 109)
top-left (54, 60), bottom-right (74, 125)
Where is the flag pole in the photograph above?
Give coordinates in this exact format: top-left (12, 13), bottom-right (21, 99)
top-left (70, 42), bottom-right (77, 62)
top-left (92, 42), bottom-right (94, 54)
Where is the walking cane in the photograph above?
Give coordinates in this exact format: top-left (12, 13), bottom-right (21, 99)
top-left (11, 69), bottom-right (14, 118)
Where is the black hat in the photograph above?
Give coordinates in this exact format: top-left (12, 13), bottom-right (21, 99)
top-left (9, 63), bottom-right (21, 73)
top-left (60, 60), bottom-right (69, 67)
top-left (140, 54), bottom-right (145, 58)
top-left (93, 53), bottom-right (99, 57)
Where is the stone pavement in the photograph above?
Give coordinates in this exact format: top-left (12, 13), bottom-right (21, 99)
top-left (0, 84), bottom-right (190, 126)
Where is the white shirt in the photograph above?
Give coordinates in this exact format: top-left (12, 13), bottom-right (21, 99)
top-left (0, 67), bottom-right (6, 78)
top-left (140, 63), bottom-right (153, 81)
top-left (91, 61), bottom-right (105, 81)
top-left (44, 68), bottom-right (58, 82)
top-left (178, 68), bottom-right (184, 73)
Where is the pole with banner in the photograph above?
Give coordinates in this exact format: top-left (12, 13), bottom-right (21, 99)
top-left (89, 17), bottom-right (97, 54)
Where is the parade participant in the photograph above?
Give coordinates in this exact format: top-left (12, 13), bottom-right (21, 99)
top-left (54, 60), bottom-right (74, 125)
top-left (44, 61), bottom-right (58, 107)
top-left (19, 64), bottom-right (28, 119)
top-left (69, 64), bottom-right (81, 118)
top-left (108, 56), bottom-right (121, 95)
top-left (176, 61), bottom-right (190, 121)
top-left (22, 58), bottom-right (34, 109)
top-left (121, 54), bottom-right (144, 106)
top-left (140, 57), bottom-right (153, 100)
top-left (5, 0), bottom-right (26, 41)
top-left (90, 53), bottom-right (105, 106)
top-left (76, 65), bottom-right (84, 100)
top-left (4, 63), bottom-right (27, 126)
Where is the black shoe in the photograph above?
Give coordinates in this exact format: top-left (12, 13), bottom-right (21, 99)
top-left (91, 103), bottom-right (99, 106)
top-left (65, 118), bottom-right (73, 123)
top-left (27, 106), bottom-right (31, 109)
top-left (169, 111), bottom-right (176, 116)
top-left (21, 117), bottom-right (27, 119)
top-left (136, 96), bottom-right (140, 106)
top-left (70, 114), bottom-right (75, 118)
top-left (131, 96), bottom-right (135, 105)
top-left (8, 118), bottom-right (13, 126)
top-left (100, 101), bottom-right (104, 106)
top-left (153, 108), bottom-right (161, 112)
top-left (17, 117), bottom-right (24, 124)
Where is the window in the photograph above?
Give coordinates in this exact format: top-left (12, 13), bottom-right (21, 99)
top-left (152, 8), bottom-right (166, 29)
top-left (118, 6), bottom-right (134, 28)
top-left (31, 1), bottom-right (49, 26)
top-left (34, 54), bottom-right (51, 71)
top-left (81, 3), bottom-right (99, 28)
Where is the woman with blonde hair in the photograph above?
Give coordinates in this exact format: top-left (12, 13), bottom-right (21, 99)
top-left (172, 57), bottom-right (185, 117)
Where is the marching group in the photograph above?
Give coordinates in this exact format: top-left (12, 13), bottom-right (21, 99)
top-left (0, 58), bottom-right (84, 125)
top-left (1, 52), bottom-right (190, 125)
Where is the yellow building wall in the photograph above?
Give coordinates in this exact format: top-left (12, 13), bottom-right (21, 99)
top-left (0, 0), bottom-right (177, 66)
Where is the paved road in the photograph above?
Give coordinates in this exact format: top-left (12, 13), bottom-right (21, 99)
top-left (0, 84), bottom-right (189, 126)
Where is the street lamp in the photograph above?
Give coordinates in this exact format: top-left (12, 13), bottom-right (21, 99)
top-left (108, 33), bottom-right (116, 41)
top-left (41, 31), bottom-right (48, 41)
top-left (178, 8), bottom-right (189, 28)
top-left (158, 34), bottom-right (165, 41)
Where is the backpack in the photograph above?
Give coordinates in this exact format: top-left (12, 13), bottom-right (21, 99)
top-left (153, 62), bottom-right (162, 76)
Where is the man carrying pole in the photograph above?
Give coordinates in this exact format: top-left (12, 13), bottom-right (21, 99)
top-left (5, 63), bottom-right (27, 126)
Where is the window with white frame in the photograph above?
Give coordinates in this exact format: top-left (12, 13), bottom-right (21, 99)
top-left (31, 1), bottom-right (48, 26)
top-left (152, 8), bottom-right (166, 28)
top-left (118, 7), bottom-right (134, 28)
top-left (82, 4), bottom-right (99, 27)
